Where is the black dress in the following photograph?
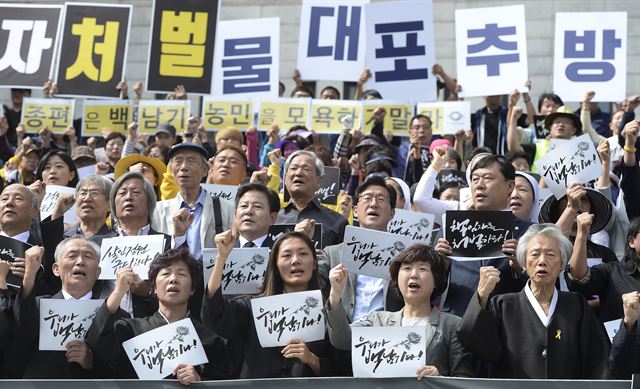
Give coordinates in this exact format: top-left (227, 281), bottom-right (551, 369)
top-left (457, 288), bottom-right (612, 379)
top-left (85, 302), bottom-right (232, 380)
top-left (201, 288), bottom-right (351, 378)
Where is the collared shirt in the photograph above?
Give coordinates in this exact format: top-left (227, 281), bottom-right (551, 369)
top-left (61, 289), bottom-right (93, 300)
top-left (0, 230), bottom-right (30, 243)
top-left (179, 188), bottom-right (206, 262)
top-left (277, 198), bottom-right (347, 248)
top-left (352, 275), bottom-right (385, 323)
top-left (65, 223), bottom-right (112, 239)
top-left (119, 224), bottom-right (151, 236)
top-left (239, 234), bottom-right (268, 248)
top-left (524, 280), bottom-right (558, 327)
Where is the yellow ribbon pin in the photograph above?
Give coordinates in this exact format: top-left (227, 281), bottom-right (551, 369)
top-left (555, 330), bottom-right (561, 340)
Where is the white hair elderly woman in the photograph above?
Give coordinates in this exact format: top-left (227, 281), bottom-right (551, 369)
top-left (457, 218), bottom-right (612, 379)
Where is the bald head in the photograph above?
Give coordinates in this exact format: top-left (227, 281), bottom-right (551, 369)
top-left (0, 184), bottom-right (38, 236)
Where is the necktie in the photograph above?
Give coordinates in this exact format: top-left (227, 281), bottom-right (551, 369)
top-left (243, 241), bottom-right (256, 248)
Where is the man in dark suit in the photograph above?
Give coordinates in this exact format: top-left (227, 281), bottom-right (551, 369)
top-left (233, 183), bottom-right (280, 249)
top-left (5, 238), bottom-right (116, 378)
top-left (90, 172), bottom-right (175, 318)
top-left (435, 155), bottom-right (532, 317)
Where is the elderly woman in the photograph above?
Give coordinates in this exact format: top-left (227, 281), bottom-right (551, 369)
top-left (324, 245), bottom-right (472, 378)
top-left (85, 248), bottom-right (231, 384)
top-left (457, 220), bottom-right (612, 379)
top-left (202, 231), bottom-right (349, 378)
top-left (114, 154), bottom-right (166, 198)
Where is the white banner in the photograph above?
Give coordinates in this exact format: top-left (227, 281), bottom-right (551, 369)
top-left (553, 12), bottom-right (627, 102)
top-left (297, 0), bottom-right (368, 81)
top-left (39, 299), bottom-right (104, 351)
top-left (202, 247), bottom-right (268, 295)
top-left (417, 101), bottom-right (471, 135)
top-left (341, 225), bottom-right (422, 280)
top-left (365, 1), bottom-right (436, 101)
top-left (455, 5), bottom-right (528, 97)
top-left (212, 17), bottom-right (280, 99)
top-left (250, 290), bottom-right (325, 347)
top-left (122, 318), bottom-right (208, 380)
top-left (534, 134), bottom-right (601, 199)
top-left (98, 235), bottom-right (166, 280)
top-left (352, 326), bottom-right (426, 378)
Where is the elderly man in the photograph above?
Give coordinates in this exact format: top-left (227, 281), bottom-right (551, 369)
top-left (277, 150), bottom-right (347, 248)
top-left (435, 154), bottom-right (532, 317)
top-left (207, 145), bottom-right (247, 186)
top-left (91, 172), bottom-right (173, 318)
top-left (233, 183), bottom-right (279, 248)
top-left (402, 114), bottom-right (434, 187)
top-left (319, 175), bottom-right (403, 322)
top-left (4, 239), bottom-right (116, 378)
top-left (152, 143), bottom-right (234, 262)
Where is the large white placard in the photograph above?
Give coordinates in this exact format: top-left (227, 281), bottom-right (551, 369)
top-left (297, 0), bottom-right (368, 81)
top-left (455, 5), bottom-right (528, 97)
top-left (534, 134), bottom-right (601, 199)
top-left (98, 235), bottom-right (166, 280)
top-left (122, 318), bottom-right (208, 380)
top-left (352, 326), bottom-right (426, 378)
top-left (212, 17), bottom-right (280, 99)
top-left (202, 247), bottom-right (269, 295)
top-left (39, 299), bottom-right (104, 351)
top-left (250, 290), bottom-right (325, 347)
top-left (365, 1), bottom-right (436, 101)
top-left (40, 184), bottom-right (77, 224)
top-left (553, 13), bottom-right (627, 102)
top-left (341, 225), bottom-right (422, 280)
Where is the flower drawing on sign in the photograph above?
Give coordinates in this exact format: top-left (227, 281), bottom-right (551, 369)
top-left (240, 254), bottom-right (266, 271)
top-left (168, 326), bottom-right (190, 345)
top-left (407, 218), bottom-right (431, 230)
top-left (571, 142), bottom-right (590, 160)
top-left (293, 296), bottom-right (319, 315)
top-left (393, 332), bottom-right (422, 350)
top-left (387, 241), bottom-right (406, 256)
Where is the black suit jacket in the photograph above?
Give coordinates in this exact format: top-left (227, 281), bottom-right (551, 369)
top-left (5, 289), bottom-right (115, 378)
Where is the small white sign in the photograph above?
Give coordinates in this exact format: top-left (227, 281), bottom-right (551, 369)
top-left (76, 164), bottom-right (96, 180)
top-left (250, 290), bottom-right (325, 347)
top-left (122, 318), bottom-right (208, 380)
top-left (39, 299), bottom-right (104, 351)
top-left (388, 209), bottom-right (435, 244)
top-left (202, 247), bottom-right (268, 295)
top-left (341, 225), bottom-right (422, 280)
top-left (604, 318), bottom-right (622, 343)
top-left (352, 326), bottom-right (426, 378)
top-left (40, 184), bottom-right (77, 224)
top-left (200, 184), bottom-right (239, 202)
top-left (98, 235), bottom-right (166, 280)
top-left (417, 101), bottom-right (471, 135)
top-left (534, 134), bottom-right (602, 199)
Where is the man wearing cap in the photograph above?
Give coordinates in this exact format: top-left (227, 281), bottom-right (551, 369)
top-left (151, 143), bottom-right (234, 262)
top-left (4, 142), bottom-right (39, 186)
top-left (277, 150), bottom-right (347, 248)
top-left (71, 146), bottom-right (97, 169)
top-left (507, 105), bottom-right (582, 172)
top-left (153, 123), bottom-right (177, 149)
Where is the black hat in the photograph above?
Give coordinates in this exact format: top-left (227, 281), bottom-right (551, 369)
top-left (155, 123), bottom-right (177, 138)
top-left (538, 188), bottom-right (612, 234)
top-left (168, 143), bottom-right (209, 160)
top-left (365, 152), bottom-right (397, 168)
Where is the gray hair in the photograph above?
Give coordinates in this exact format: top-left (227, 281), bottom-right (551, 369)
top-left (109, 172), bottom-right (157, 222)
top-left (54, 238), bottom-right (100, 263)
top-left (284, 150), bottom-right (324, 177)
top-left (75, 174), bottom-right (113, 200)
top-left (516, 223), bottom-right (573, 269)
